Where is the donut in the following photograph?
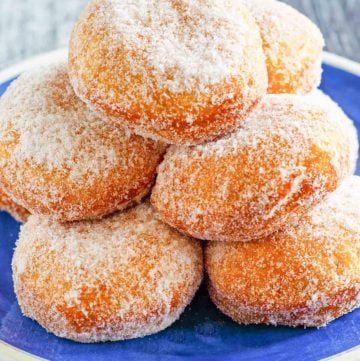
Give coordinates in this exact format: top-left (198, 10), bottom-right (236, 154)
top-left (151, 93), bottom-right (357, 242)
top-left (12, 203), bottom-right (203, 342)
top-left (205, 176), bottom-right (360, 328)
top-left (313, 90), bottom-right (359, 173)
top-left (68, 0), bottom-right (268, 145)
top-left (241, 0), bottom-right (324, 94)
top-left (0, 59), bottom-right (166, 222)
top-left (0, 187), bottom-right (29, 223)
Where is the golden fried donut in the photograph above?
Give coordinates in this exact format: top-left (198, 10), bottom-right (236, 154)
top-left (69, 0), bottom-right (268, 145)
top-left (313, 90), bottom-right (359, 173)
top-left (12, 203), bottom-right (203, 342)
top-left (151, 93), bottom-right (357, 242)
top-left (241, 0), bottom-right (324, 94)
top-left (0, 59), bottom-right (166, 222)
top-left (0, 187), bottom-right (29, 223)
top-left (205, 176), bottom-right (360, 327)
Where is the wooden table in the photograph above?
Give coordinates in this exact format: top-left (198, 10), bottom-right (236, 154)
top-left (0, 0), bottom-right (359, 70)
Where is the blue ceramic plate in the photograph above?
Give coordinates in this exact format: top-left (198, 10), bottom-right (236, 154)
top-left (0, 50), bottom-right (359, 361)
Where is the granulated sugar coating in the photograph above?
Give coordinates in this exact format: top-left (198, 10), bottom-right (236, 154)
top-left (12, 203), bottom-right (203, 343)
top-left (205, 176), bottom-right (360, 327)
top-left (69, 0), bottom-right (267, 145)
top-left (0, 187), bottom-right (29, 223)
top-left (151, 92), bottom-right (357, 242)
top-left (241, 0), bottom-right (324, 94)
top-left (0, 58), bottom-right (166, 222)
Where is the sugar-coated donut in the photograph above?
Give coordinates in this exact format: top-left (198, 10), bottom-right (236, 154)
top-left (0, 59), bottom-right (166, 222)
top-left (241, 0), bottom-right (324, 94)
top-left (12, 203), bottom-right (203, 342)
top-left (313, 90), bottom-right (359, 173)
top-left (205, 176), bottom-right (360, 328)
top-left (151, 93), bottom-right (357, 242)
top-left (69, 0), bottom-right (268, 145)
top-left (0, 187), bottom-right (29, 223)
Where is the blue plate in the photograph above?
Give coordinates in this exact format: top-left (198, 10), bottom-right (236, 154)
top-left (0, 55), bottom-right (359, 361)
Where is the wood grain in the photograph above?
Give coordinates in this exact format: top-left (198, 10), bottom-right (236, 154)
top-left (0, 0), bottom-right (359, 70)
top-left (283, 0), bottom-right (360, 62)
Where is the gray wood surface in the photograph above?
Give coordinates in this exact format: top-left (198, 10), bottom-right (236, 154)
top-left (0, 0), bottom-right (359, 70)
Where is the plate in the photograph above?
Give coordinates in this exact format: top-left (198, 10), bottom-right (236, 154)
top-left (0, 50), bottom-right (359, 361)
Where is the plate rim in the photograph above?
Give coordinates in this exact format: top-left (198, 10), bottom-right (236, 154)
top-left (0, 50), bottom-right (359, 361)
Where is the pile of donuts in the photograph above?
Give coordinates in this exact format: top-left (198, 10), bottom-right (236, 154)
top-left (0, 0), bottom-right (359, 343)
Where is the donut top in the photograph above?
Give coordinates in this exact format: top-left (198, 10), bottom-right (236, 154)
top-left (207, 176), bottom-right (360, 314)
top-left (0, 59), bottom-right (163, 183)
top-left (14, 204), bottom-right (202, 330)
top-left (300, 176), bottom-right (360, 240)
top-left (155, 93), bottom-right (356, 231)
top-left (99, 0), bottom-right (257, 94)
top-left (195, 92), bottom-right (357, 162)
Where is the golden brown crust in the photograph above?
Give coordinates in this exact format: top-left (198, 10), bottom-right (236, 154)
top-left (0, 187), bottom-right (29, 222)
top-left (205, 176), bottom-right (360, 327)
top-left (151, 93), bottom-right (356, 242)
top-left (0, 59), bottom-right (166, 222)
top-left (12, 203), bottom-right (203, 342)
top-left (69, 0), bottom-right (267, 145)
top-left (209, 283), bottom-right (360, 328)
top-left (242, 0), bottom-right (324, 94)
